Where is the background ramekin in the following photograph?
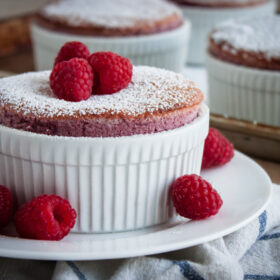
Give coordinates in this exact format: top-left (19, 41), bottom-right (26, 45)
top-left (31, 21), bottom-right (191, 72)
top-left (0, 104), bottom-right (209, 233)
top-left (206, 54), bottom-right (280, 127)
top-left (180, 0), bottom-right (275, 65)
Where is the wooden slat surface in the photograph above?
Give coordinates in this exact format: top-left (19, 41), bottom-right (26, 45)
top-left (0, 49), bottom-right (34, 73)
top-left (211, 114), bottom-right (280, 162)
top-left (211, 114), bottom-right (280, 141)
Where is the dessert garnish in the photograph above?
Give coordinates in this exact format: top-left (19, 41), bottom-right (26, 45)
top-left (54, 41), bottom-right (90, 66)
top-left (50, 57), bottom-right (94, 102)
top-left (202, 128), bottom-right (234, 169)
top-left (14, 194), bottom-right (77, 241)
top-left (172, 174), bottom-right (223, 220)
top-left (50, 41), bottom-right (133, 101)
top-left (0, 185), bottom-right (13, 229)
top-left (88, 51), bottom-right (133, 95)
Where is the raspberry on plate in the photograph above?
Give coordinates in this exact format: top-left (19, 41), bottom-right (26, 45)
top-left (50, 57), bottom-right (94, 102)
top-left (202, 128), bottom-right (234, 169)
top-left (0, 185), bottom-right (13, 229)
top-left (88, 51), bottom-right (133, 95)
top-left (14, 194), bottom-right (77, 241)
top-left (172, 174), bottom-right (223, 220)
top-left (54, 41), bottom-right (90, 66)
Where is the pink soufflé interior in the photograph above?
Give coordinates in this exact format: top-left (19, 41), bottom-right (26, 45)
top-left (0, 106), bottom-right (200, 137)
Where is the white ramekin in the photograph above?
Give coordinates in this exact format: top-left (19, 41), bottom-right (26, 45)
top-left (181, 0), bottom-right (275, 65)
top-left (31, 21), bottom-right (191, 72)
top-left (0, 104), bottom-right (209, 233)
top-left (206, 54), bottom-right (280, 127)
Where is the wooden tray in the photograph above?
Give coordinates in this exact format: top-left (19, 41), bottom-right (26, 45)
top-left (0, 70), bottom-right (13, 78)
top-left (211, 114), bottom-right (280, 162)
top-left (0, 49), bottom-right (34, 73)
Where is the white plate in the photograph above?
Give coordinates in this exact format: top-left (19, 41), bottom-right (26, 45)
top-left (0, 151), bottom-right (272, 261)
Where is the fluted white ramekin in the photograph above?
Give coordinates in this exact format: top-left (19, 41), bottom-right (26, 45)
top-left (206, 54), bottom-right (280, 127)
top-left (31, 21), bottom-right (191, 72)
top-left (0, 104), bottom-right (209, 233)
top-left (180, 0), bottom-right (275, 65)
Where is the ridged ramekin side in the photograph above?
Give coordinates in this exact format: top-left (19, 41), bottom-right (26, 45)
top-left (0, 105), bottom-right (209, 232)
top-left (31, 21), bottom-right (191, 72)
top-left (206, 54), bottom-right (280, 126)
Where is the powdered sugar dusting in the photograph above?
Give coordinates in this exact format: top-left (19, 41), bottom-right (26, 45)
top-left (41, 0), bottom-right (181, 28)
top-left (0, 66), bottom-right (202, 118)
top-left (211, 15), bottom-right (280, 60)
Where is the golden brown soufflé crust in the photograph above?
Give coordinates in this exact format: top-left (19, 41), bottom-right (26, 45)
top-left (209, 39), bottom-right (280, 71)
top-left (35, 13), bottom-right (183, 37)
top-left (208, 15), bottom-right (280, 71)
top-left (170, 0), bottom-right (269, 8)
top-left (35, 0), bottom-right (183, 37)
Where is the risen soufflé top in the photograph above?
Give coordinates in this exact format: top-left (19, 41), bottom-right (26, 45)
top-left (0, 66), bottom-right (204, 137)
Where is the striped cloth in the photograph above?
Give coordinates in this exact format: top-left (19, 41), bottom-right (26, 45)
top-left (1, 184), bottom-right (280, 280)
top-left (52, 184), bottom-right (280, 280)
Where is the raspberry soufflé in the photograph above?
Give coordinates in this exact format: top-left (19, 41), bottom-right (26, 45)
top-left (31, 0), bottom-right (190, 71)
top-left (170, 0), bottom-right (274, 65)
top-left (37, 0), bottom-right (182, 36)
top-left (206, 15), bottom-right (280, 126)
top-left (0, 67), bottom-right (203, 137)
top-left (0, 49), bottom-right (208, 233)
top-left (209, 15), bottom-right (280, 70)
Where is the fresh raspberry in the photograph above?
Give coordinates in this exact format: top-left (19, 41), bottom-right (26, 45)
top-left (88, 51), bottom-right (133, 95)
top-left (202, 128), bottom-right (234, 169)
top-left (54, 41), bottom-right (90, 66)
top-left (50, 58), bottom-right (94, 102)
top-left (172, 174), bottom-right (223, 220)
top-left (14, 194), bottom-right (77, 240)
top-left (0, 185), bottom-right (13, 229)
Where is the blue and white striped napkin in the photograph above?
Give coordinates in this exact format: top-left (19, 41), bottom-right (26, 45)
top-left (51, 184), bottom-right (280, 280)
